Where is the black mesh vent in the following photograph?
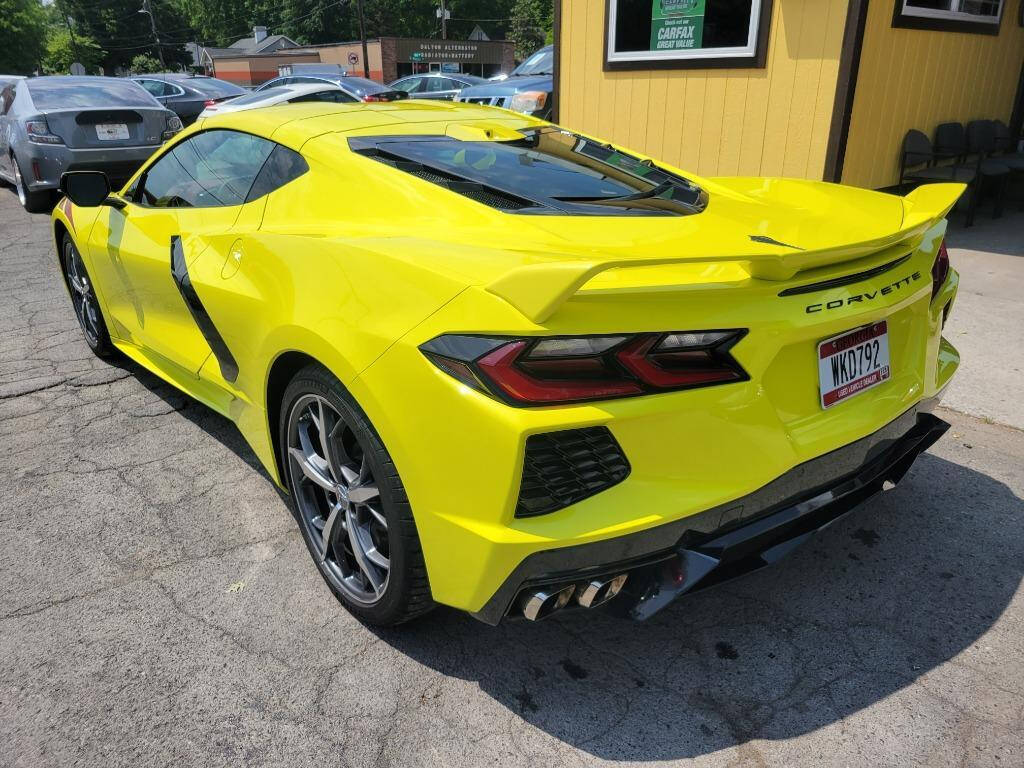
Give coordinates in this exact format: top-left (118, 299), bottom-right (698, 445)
top-left (516, 427), bottom-right (631, 518)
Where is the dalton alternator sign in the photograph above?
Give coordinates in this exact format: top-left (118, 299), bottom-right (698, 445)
top-left (650, 0), bottom-right (706, 51)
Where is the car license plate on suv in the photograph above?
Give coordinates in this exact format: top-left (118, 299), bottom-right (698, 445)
top-left (818, 321), bottom-right (890, 409)
top-left (95, 123), bottom-right (129, 141)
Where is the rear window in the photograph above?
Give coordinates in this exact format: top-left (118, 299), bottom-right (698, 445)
top-left (349, 127), bottom-right (707, 217)
top-left (229, 88), bottom-right (289, 105)
top-left (27, 78), bottom-right (159, 109)
top-left (339, 77), bottom-right (387, 97)
top-left (183, 78), bottom-right (246, 98)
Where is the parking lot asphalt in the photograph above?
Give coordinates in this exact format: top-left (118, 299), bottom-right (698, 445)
top-left (0, 188), bottom-right (1022, 768)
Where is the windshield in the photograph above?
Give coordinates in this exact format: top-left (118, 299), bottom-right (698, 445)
top-left (27, 77), bottom-right (159, 109)
top-left (511, 47), bottom-right (553, 77)
top-left (183, 78), bottom-right (246, 98)
top-left (349, 127), bottom-right (706, 216)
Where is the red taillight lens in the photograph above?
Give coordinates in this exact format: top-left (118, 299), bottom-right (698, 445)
top-left (932, 240), bottom-right (950, 299)
top-left (421, 331), bottom-right (748, 406)
top-left (203, 99), bottom-right (217, 108)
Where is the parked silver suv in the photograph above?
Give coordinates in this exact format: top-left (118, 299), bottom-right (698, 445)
top-left (0, 76), bottom-right (181, 212)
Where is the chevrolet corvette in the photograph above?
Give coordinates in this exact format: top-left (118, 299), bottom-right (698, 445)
top-left (51, 101), bottom-right (962, 626)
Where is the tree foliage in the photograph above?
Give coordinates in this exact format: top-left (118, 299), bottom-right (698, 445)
top-left (42, 27), bottom-right (106, 75)
top-left (509, 0), bottom-right (552, 59)
top-left (56, 0), bottom-right (191, 73)
top-left (0, 0), bottom-right (48, 75)
top-left (130, 53), bottom-right (164, 73)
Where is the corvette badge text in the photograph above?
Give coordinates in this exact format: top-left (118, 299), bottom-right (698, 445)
top-left (805, 271), bottom-right (923, 314)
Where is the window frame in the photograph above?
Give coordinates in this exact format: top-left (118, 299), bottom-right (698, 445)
top-left (136, 78), bottom-right (187, 99)
top-left (131, 128), bottom-right (277, 209)
top-left (604, 0), bottom-right (775, 71)
top-left (892, 0), bottom-right (1005, 35)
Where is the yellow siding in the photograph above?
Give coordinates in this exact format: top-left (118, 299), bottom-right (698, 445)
top-left (842, 5), bottom-right (1024, 189)
top-left (557, 0), bottom-right (849, 179)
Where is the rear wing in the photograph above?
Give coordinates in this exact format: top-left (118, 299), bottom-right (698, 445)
top-left (486, 183), bottom-right (964, 324)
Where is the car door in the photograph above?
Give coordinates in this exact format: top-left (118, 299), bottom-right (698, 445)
top-left (425, 77), bottom-right (459, 101)
top-left (87, 129), bottom-right (275, 376)
top-left (0, 83), bottom-right (17, 180)
top-left (392, 77), bottom-right (424, 98)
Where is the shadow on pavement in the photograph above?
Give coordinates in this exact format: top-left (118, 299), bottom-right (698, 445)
top-left (106, 352), bottom-right (1021, 760)
top-left (370, 454), bottom-right (1022, 761)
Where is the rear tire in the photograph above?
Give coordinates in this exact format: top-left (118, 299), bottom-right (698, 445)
top-left (280, 364), bottom-right (434, 626)
top-left (13, 155), bottom-right (54, 214)
top-left (61, 235), bottom-right (118, 359)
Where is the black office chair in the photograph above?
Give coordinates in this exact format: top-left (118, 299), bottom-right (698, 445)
top-left (899, 129), bottom-right (979, 226)
top-left (966, 120), bottom-right (1011, 218)
top-left (990, 120), bottom-right (1024, 209)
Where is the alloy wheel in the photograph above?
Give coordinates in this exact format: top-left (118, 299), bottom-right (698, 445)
top-left (64, 242), bottom-right (102, 348)
top-left (13, 160), bottom-right (26, 207)
top-left (286, 394), bottom-right (390, 605)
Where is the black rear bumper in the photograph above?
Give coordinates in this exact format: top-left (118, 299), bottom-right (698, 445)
top-left (472, 404), bottom-right (949, 625)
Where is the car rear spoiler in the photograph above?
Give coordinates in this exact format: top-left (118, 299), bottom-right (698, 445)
top-left (485, 183), bottom-right (965, 325)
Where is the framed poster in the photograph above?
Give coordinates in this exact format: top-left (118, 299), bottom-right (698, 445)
top-left (605, 0), bottom-right (774, 70)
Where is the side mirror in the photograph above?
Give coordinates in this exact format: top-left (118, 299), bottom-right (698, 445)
top-left (59, 171), bottom-right (117, 208)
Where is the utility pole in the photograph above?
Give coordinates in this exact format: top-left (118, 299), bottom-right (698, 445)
top-left (440, 0), bottom-right (447, 40)
top-left (355, 0), bottom-right (369, 78)
top-left (55, 0), bottom-right (81, 66)
top-left (139, 0), bottom-right (166, 69)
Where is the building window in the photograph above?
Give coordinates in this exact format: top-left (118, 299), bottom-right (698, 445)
top-left (893, 0), bottom-right (1005, 34)
top-left (605, 0), bottom-right (773, 70)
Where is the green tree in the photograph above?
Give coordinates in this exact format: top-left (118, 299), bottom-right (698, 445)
top-left (509, 0), bottom-right (552, 59)
top-left (0, 0), bottom-right (48, 75)
top-left (129, 53), bottom-right (163, 73)
top-left (57, 0), bottom-right (191, 73)
top-left (42, 26), bottom-right (106, 74)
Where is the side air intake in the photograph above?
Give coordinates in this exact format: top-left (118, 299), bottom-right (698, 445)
top-left (516, 427), bottom-right (630, 518)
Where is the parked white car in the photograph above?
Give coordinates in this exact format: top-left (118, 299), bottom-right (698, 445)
top-left (198, 83), bottom-right (356, 118)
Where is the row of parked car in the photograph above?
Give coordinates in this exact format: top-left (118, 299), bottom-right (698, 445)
top-left (0, 45), bottom-right (554, 213)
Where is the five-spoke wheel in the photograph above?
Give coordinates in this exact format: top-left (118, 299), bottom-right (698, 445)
top-left (61, 236), bottom-right (116, 358)
top-left (281, 365), bottom-right (432, 625)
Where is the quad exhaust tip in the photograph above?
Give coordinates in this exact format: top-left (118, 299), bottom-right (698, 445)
top-left (519, 574), bottom-right (629, 621)
top-left (521, 585), bottom-right (576, 621)
top-left (577, 573), bottom-right (628, 609)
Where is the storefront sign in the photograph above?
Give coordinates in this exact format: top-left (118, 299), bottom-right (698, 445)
top-left (394, 38), bottom-right (506, 65)
top-left (651, 0), bottom-right (705, 51)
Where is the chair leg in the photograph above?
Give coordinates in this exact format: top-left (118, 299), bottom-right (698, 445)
top-left (993, 175), bottom-right (1006, 219)
top-left (965, 179), bottom-right (978, 227)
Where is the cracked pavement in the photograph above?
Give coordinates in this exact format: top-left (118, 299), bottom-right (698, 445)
top-left (0, 188), bottom-right (1022, 767)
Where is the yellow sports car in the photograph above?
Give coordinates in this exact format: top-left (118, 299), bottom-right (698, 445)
top-left (52, 101), bottom-right (962, 626)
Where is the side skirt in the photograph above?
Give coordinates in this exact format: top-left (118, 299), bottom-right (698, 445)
top-left (113, 340), bottom-right (235, 418)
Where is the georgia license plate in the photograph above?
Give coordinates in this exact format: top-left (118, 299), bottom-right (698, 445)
top-left (95, 123), bottom-right (129, 141)
top-left (817, 321), bottom-right (891, 409)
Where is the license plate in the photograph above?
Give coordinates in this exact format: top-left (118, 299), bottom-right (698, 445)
top-left (817, 321), bottom-right (890, 409)
top-left (95, 123), bottom-right (129, 141)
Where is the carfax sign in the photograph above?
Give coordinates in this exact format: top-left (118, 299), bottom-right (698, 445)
top-left (650, 0), bottom-right (705, 51)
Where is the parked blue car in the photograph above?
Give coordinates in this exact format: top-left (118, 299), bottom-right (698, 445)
top-left (455, 45), bottom-right (553, 119)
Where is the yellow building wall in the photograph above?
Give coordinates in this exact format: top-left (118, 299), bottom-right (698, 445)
top-left (558, 0), bottom-right (850, 179)
top-left (842, 5), bottom-right (1024, 189)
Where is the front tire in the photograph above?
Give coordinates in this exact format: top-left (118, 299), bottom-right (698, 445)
top-left (13, 155), bottom-right (53, 214)
top-left (280, 364), bottom-right (434, 626)
top-left (61, 235), bottom-right (117, 359)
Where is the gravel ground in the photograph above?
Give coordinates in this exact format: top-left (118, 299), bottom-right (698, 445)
top-left (0, 189), bottom-right (1022, 767)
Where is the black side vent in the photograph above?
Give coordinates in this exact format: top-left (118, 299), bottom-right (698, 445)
top-left (516, 427), bottom-right (631, 518)
top-left (355, 147), bottom-right (535, 211)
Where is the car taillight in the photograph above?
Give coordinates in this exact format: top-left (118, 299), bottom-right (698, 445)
top-left (204, 99), bottom-right (218, 108)
top-left (932, 239), bottom-right (950, 299)
top-left (420, 331), bottom-right (748, 406)
top-left (25, 120), bottom-right (64, 145)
